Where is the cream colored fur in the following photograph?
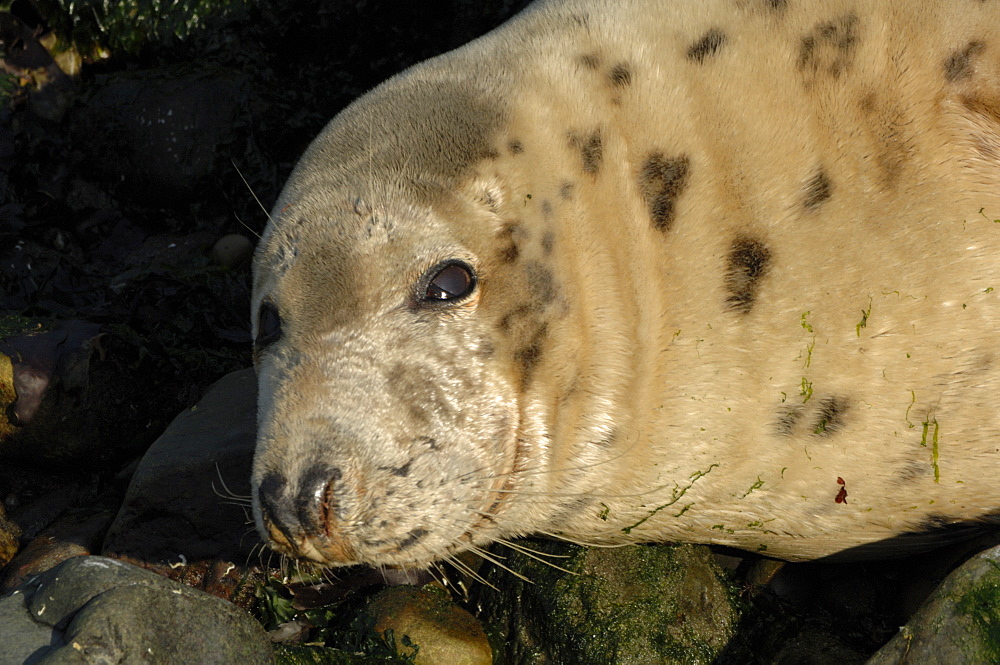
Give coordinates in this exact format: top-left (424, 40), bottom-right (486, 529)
top-left (252, 0), bottom-right (1000, 566)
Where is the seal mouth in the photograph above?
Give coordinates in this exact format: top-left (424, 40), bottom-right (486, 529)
top-left (452, 409), bottom-right (527, 552)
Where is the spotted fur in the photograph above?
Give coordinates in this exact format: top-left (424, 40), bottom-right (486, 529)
top-left (639, 153), bottom-right (691, 232)
top-left (687, 29), bottom-right (727, 63)
top-left (251, 0), bottom-right (1000, 568)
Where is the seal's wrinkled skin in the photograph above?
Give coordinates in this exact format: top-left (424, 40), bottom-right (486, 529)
top-left (251, 0), bottom-right (1000, 568)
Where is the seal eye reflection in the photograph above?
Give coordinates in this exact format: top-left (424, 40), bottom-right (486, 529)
top-left (423, 261), bottom-right (476, 303)
top-left (256, 299), bottom-right (282, 349)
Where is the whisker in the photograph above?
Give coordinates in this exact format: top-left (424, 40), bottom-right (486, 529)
top-left (535, 530), bottom-right (638, 549)
top-left (231, 159), bottom-right (268, 238)
top-left (494, 539), bottom-right (577, 576)
top-left (212, 463), bottom-right (252, 501)
top-left (464, 544), bottom-right (533, 584)
top-left (443, 551), bottom-right (498, 591)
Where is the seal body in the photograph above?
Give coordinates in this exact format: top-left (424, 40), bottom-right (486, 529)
top-left (251, 0), bottom-right (1000, 567)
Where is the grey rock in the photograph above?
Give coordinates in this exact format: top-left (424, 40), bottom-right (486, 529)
top-left (866, 543), bottom-right (1000, 665)
top-left (0, 555), bottom-right (274, 665)
top-left (0, 587), bottom-right (64, 664)
top-left (103, 368), bottom-right (264, 609)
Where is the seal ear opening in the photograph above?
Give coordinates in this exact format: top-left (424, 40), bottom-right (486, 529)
top-left (254, 299), bottom-right (283, 354)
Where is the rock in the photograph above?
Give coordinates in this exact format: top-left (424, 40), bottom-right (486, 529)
top-left (0, 320), bottom-right (105, 463)
top-left (478, 539), bottom-right (740, 664)
top-left (364, 585), bottom-right (492, 665)
top-left (102, 368), bottom-right (266, 609)
top-left (0, 555), bottom-right (274, 664)
top-left (0, 506), bottom-right (115, 593)
top-left (70, 65), bottom-right (250, 206)
top-left (866, 543), bottom-right (1000, 665)
top-left (210, 233), bottom-right (254, 270)
top-left (771, 627), bottom-right (867, 665)
top-left (0, 503), bottom-right (20, 568)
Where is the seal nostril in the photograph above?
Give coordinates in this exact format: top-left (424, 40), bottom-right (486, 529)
top-left (258, 472), bottom-right (297, 544)
top-left (295, 465), bottom-right (342, 536)
top-left (320, 475), bottom-right (338, 538)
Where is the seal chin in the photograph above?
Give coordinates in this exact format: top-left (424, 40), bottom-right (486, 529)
top-left (263, 518), bottom-right (358, 566)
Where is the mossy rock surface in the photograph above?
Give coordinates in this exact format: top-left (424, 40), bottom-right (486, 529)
top-left (478, 539), bottom-right (740, 665)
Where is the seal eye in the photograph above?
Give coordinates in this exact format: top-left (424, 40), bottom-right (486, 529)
top-left (423, 261), bottom-right (476, 303)
top-left (255, 299), bottom-right (282, 349)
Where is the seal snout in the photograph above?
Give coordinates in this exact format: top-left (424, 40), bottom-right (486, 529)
top-left (256, 466), bottom-right (358, 565)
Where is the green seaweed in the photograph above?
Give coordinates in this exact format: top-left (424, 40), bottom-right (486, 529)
top-left (740, 476), bottom-right (764, 499)
top-left (920, 417), bottom-right (940, 482)
top-left (905, 390), bottom-right (916, 429)
top-left (622, 464), bottom-right (718, 534)
top-left (856, 297), bottom-right (871, 337)
top-left (956, 563), bottom-right (1000, 663)
top-left (800, 377), bottom-right (813, 403)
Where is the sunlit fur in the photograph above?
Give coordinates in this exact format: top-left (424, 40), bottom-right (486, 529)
top-left (252, 0), bottom-right (1000, 566)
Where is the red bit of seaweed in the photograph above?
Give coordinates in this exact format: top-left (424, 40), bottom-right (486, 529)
top-left (835, 477), bottom-right (847, 503)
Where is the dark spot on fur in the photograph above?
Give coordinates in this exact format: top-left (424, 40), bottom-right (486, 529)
top-left (541, 231), bottom-right (555, 255)
top-left (725, 236), bottom-right (772, 313)
top-left (482, 148), bottom-right (500, 160)
top-left (496, 223), bottom-right (521, 264)
top-left (962, 94), bottom-right (1000, 127)
top-left (804, 168), bottom-right (833, 209)
top-left (944, 40), bottom-right (986, 82)
top-left (328, 79), bottom-right (505, 184)
top-left (497, 304), bottom-right (535, 333)
top-left (482, 189), bottom-right (500, 213)
top-left (541, 200), bottom-right (553, 218)
top-left (398, 528), bottom-right (428, 549)
top-left (798, 13), bottom-right (859, 85)
top-left (687, 29), bottom-right (727, 63)
top-left (595, 429), bottom-right (618, 447)
top-left (857, 93), bottom-right (914, 189)
top-left (579, 53), bottom-right (601, 69)
top-left (766, 0), bottom-right (787, 10)
top-left (609, 63), bottom-right (632, 87)
top-left (560, 182), bottom-right (574, 200)
top-left (515, 325), bottom-right (548, 387)
top-left (416, 436), bottom-right (439, 450)
top-left (812, 396), bottom-right (849, 435)
top-left (639, 153), bottom-right (691, 232)
top-left (526, 260), bottom-right (557, 304)
top-left (551, 497), bottom-right (595, 523)
top-left (508, 139), bottom-right (524, 155)
top-left (896, 459), bottom-right (928, 483)
top-left (386, 364), bottom-right (453, 425)
top-left (498, 243), bottom-right (519, 264)
top-left (391, 461), bottom-right (412, 477)
top-left (570, 130), bottom-right (603, 175)
top-left (774, 403), bottom-right (805, 435)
